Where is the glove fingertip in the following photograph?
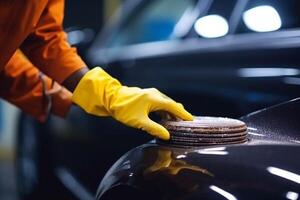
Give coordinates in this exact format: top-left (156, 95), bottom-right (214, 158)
top-left (150, 126), bottom-right (170, 140)
top-left (182, 111), bottom-right (194, 121)
top-left (176, 106), bottom-right (194, 121)
top-left (158, 128), bottom-right (170, 140)
top-left (141, 119), bottom-right (170, 140)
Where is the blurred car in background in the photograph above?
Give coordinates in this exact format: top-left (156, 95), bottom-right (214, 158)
top-left (16, 0), bottom-right (300, 199)
top-left (88, 0), bottom-right (300, 117)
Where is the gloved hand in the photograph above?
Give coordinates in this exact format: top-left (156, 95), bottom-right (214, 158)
top-left (72, 67), bottom-right (193, 140)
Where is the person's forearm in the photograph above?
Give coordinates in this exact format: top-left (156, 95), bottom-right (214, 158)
top-left (62, 67), bottom-right (89, 92)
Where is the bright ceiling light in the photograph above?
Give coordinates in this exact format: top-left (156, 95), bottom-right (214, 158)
top-left (243, 5), bottom-right (282, 32)
top-left (194, 15), bottom-right (229, 38)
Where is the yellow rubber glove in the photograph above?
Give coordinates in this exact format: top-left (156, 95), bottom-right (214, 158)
top-left (72, 67), bottom-right (193, 140)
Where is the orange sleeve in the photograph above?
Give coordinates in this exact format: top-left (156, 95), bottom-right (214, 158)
top-left (20, 0), bottom-right (86, 84)
top-left (0, 50), bottom-right (73, 122)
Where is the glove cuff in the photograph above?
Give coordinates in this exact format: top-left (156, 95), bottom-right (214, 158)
top-left (72, 67), bottom-right (121, 116)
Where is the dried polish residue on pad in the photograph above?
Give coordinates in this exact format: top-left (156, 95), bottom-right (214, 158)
top-left (157, 116), bottom-right (248, 147)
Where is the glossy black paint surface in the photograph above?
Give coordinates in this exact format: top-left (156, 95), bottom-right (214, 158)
top-left (97, 144), bottom-right (300, 200)
top-left (96, 98), bottom-right (300, 200)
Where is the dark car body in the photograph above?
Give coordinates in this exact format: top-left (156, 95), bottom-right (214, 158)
top-left (96, 98), bottom-right (300, 200)
top-left (16, 0), bottom-right (300, 199)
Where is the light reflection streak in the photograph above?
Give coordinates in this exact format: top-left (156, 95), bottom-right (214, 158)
top-left (176, 155), bottom-right (187, 159)
top-left (291, 140), bottom-right (300, 144)
top-left (267, 167), bottom-right (300, 184)
top-left (247, 127), bottom-right (257, 131)
top-left (286, 191), bottom-right (299, 200)
top-left (238, 68), bottom-right (300, 77)
top-left (196, 147), bottom-right (228, 155)
top-left (283, 77), bottom-right (300, 86)
top-left (209, 185), bottom-right (237, 200)
top-left (248, 132), bottom-right (265, 137)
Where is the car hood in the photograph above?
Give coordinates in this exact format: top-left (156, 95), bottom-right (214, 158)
top-left (96, 98), bottom-right (300, 199)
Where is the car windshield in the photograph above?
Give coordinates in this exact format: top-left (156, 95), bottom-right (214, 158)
top-left (106, 0), bottom-right (198, 47)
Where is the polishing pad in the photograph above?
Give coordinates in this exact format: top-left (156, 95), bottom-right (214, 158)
top-left (157, 116), bottom-right (248, 147)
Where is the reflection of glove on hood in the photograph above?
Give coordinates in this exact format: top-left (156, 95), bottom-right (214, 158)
top-left (144, 149), bottom-right (213, 176)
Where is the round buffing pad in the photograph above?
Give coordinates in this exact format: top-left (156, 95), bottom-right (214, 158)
top-left (157, 116), bottom-right (248, 147)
